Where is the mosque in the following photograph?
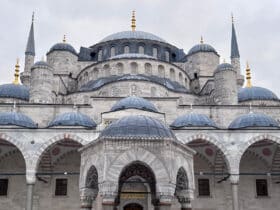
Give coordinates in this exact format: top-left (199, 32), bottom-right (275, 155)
top-left (0, 11), bottom-right (280, 210)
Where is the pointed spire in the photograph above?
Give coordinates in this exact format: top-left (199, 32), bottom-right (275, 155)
top-left (131, 10), bottom-right (136, 31)
top-left (230, 14), bottom-right (240, 58)
top-left (25, 12), bottom-right (35, 56)
top-left (246, 61), bottom-right (252, 87)
top-left (13, 58), bottom-right (20, 85)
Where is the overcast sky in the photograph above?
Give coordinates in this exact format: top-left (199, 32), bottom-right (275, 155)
top-left (1, 0), bottom-right (280, 95)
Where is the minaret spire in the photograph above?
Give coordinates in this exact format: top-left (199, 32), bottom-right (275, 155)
top-left (13, 59), bottom-right (20, 85)
top-left (131, 10), bottom-right (136, 31)
top-left (231, 14), bottom-right (240, 58)
top-left (245, 61), bottom-right (252, 88)
top-left (25, 12), bottom-right (35, 56)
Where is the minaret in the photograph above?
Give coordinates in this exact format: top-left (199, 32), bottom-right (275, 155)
top-left (21, 13), bottom-right (35, 87)
top-left (230, 15), bottom-right (244, 88)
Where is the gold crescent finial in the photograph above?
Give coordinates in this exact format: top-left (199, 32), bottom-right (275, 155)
top-left (13, 58), bottom-right (20, 85)
top-left (131, 10), bottom-right (136, 31)
top-left (63, 35), bottom-right (66, 43)
top-left (200, 36), bottom-right (204, 44)
top-left (246, 61), bottom-right (252, 88)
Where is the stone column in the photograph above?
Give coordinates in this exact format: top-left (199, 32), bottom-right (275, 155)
top-left (230, 175), bottom-right (240, 210)
top-left (26, 169), bottom-right (36, 210)
top-left (178, 197), bottom-right (192, 210)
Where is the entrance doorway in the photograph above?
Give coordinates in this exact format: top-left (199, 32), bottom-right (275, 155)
top-left (124, 203), bottom-right (143, 210)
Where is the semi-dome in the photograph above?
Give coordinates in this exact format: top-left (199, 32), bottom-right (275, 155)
top-left (111, 96), bottom-right (158, 112)
top-left (0, 111), bottom-right (37, 128)
top-left (109, 53), bottom-right (156, 60)
top-left (188, 43), bottom-right (217, 56)
top-left (214, 63), bottom-right (234, 73)
top-left (0, 84), bottom-right (29, 101)
top-left (48, 112), bottom-right (97, 128)
top-left (170, 113), bottom-right (217, 128)
top-left (228, 113), bottom-right (279, 129)
top-left (32, 61), bottom-right (51, 69)
top-left (238, 86), bottom-right (278, 102)
top-left (99, 115), bottom-right (175, 140)
top-left (48, 42), bottom-right (77, 55)
top-left (100, 31), bottom-right (166, 43)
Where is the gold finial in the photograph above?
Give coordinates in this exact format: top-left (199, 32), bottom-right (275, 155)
top-left (63, 35), bottom-right (66, 43)
top-left (200, 36), bottom-right (204, 44)
top-left (246, 61), bottom-right (252, 88)
top-left (13, 58), bottom-right (20, 85)
top-left (32, 12), bottom-right (35, 23)
top-left (131, 10), bottom-right (136, 31)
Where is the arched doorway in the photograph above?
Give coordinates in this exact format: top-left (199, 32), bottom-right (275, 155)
top-left (0, 138), bottom-right (26, 210)
top-left (239, 139), bottom-right (280, 210)
top-left (124, 203), bottom-right (143, 210)
top-left (116, 161), bottom-right (157, 210)
top-left (35, 138), bottom-right (82, 210)
top-left (186, 139), bottom-right (230, 209)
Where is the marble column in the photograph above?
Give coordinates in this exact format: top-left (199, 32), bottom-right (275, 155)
top-left (26, 183), bottom-right (34, 210)
top-left (231, 182), bottom-right (239, 210)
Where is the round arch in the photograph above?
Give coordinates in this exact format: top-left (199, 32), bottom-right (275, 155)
top-left (34, 133), bottom-right (87, 171)
top-left (106, 147), bottom-right (170, 193)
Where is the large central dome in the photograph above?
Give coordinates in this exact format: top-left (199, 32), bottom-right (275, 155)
top-left (100, 31), bottom-right (166, 43)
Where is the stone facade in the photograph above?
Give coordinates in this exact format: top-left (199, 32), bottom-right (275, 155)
top-left (0, 13), bottom-right (279, 210)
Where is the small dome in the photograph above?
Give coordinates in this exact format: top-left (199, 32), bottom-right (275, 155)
top-left (99, 115), bottom-right (175, 140)
top-left (100, 31), bottom-right (166, 43)
top-left (238, 86), bottom-right (278, 102)
top-left (109, 53), bottom-right (156, 60)
top-left (48, 43), bottom-right (77, 55)
top-left (0, 84), bottom-right (29, 101)
top-left (32, 61), bottom-right (51, 69)
top-left (214, 63), bottom-right (234, 74)
top-left (170, 113), bottom-right (217, 128)
top-left (229, 113), bottom-right (279, 129)
top-left (111, 96), bottom-right (158, 112)
top-left (0, 112), bottom-right (37, 128)
top-left (188, 43), bottom-right (217, 56)
top-left (48, 112), bottom-right (97, 128)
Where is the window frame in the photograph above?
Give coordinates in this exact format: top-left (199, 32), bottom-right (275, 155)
top-left (54, 178), bottom-right (68, 197)
top-left (255, 179), bottom-right (269, 197)
top-left (0, 178), bottom-right (9, 197)
top-left (197, 178), bottom-right (211, 197)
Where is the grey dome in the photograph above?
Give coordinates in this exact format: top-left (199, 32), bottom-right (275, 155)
top-left (188, 43), bottom-right (217, 56)
top-left (48, 112), bottom-right (97, 128)
top-left (32, 61), bottom-right (51, 69)
top-left (0, 112), bottom-right (37, 128)
top-left (229, 113), bottom-right (279, 129)
top-left (111, 96), bottom-right (158, 112)
top-left (238, 86), bottom-right (278, 102)
top-left (99, 115), bottom-right (175, 140)
top-left (170, 113), bottom-right (217, 128)
top-left (100, 31), bottom-right (166, 43)
top-left (0, 84), bottom-right (29, 101)
top-left (48, 43), bottom-right (77, 55)
top-left (214, 63), bottom-right (235, 74)
top-left (110, 53), bottom-right (156, 60)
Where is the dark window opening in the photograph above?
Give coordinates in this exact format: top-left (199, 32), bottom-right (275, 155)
top-left (55, 179), bottom-right (68, 196)
top-left (0, 179), bottom-right (8, 196)
top-left (194, 73), bottom-right (198, 79)
top-left (90, 52), bottom-right (96, 59)
top-left (171, 53), bottom-right (176, 59)
top-left (198, 179), bottom-right (210, 196)
top-left (256, 179), bottom-right (268, 196)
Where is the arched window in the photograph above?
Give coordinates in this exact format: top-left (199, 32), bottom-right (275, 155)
top-left (110, 47), bottom-right (116, 57)
top-left (139, 46), bottom-right (145, 54)
top-left (103, 64), bottom-right (110, 77)
top-left (145, 63), bottom-right (152, 75)
top-left (170, 68), bottom-right (175, 80)
top-left (98, 49), bottom-right (102, 61)
top-left (165, 51), bottom-right (170, 62)
top-left (179, 72), bottom-right (183, 84)
top-left (93, 68), bottom-right (99, 79)
top-left (116, 63), bottom-right (124, 75)
top-left (158, 65), bottom-right (165, 77)
top-left (130, 62), bottom-right (138, 74)
top-left (124, 46), bottom-right (130, 54)
top-left (152, 47), bottom-right (158, 58)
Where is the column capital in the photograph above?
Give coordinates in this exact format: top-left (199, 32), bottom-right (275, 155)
top-left (230, 174), bottom-right (240, 184)
top-left (26, 169), bottom-right (36, 184)
top-left (102, 192), bottom-right (117, 205)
